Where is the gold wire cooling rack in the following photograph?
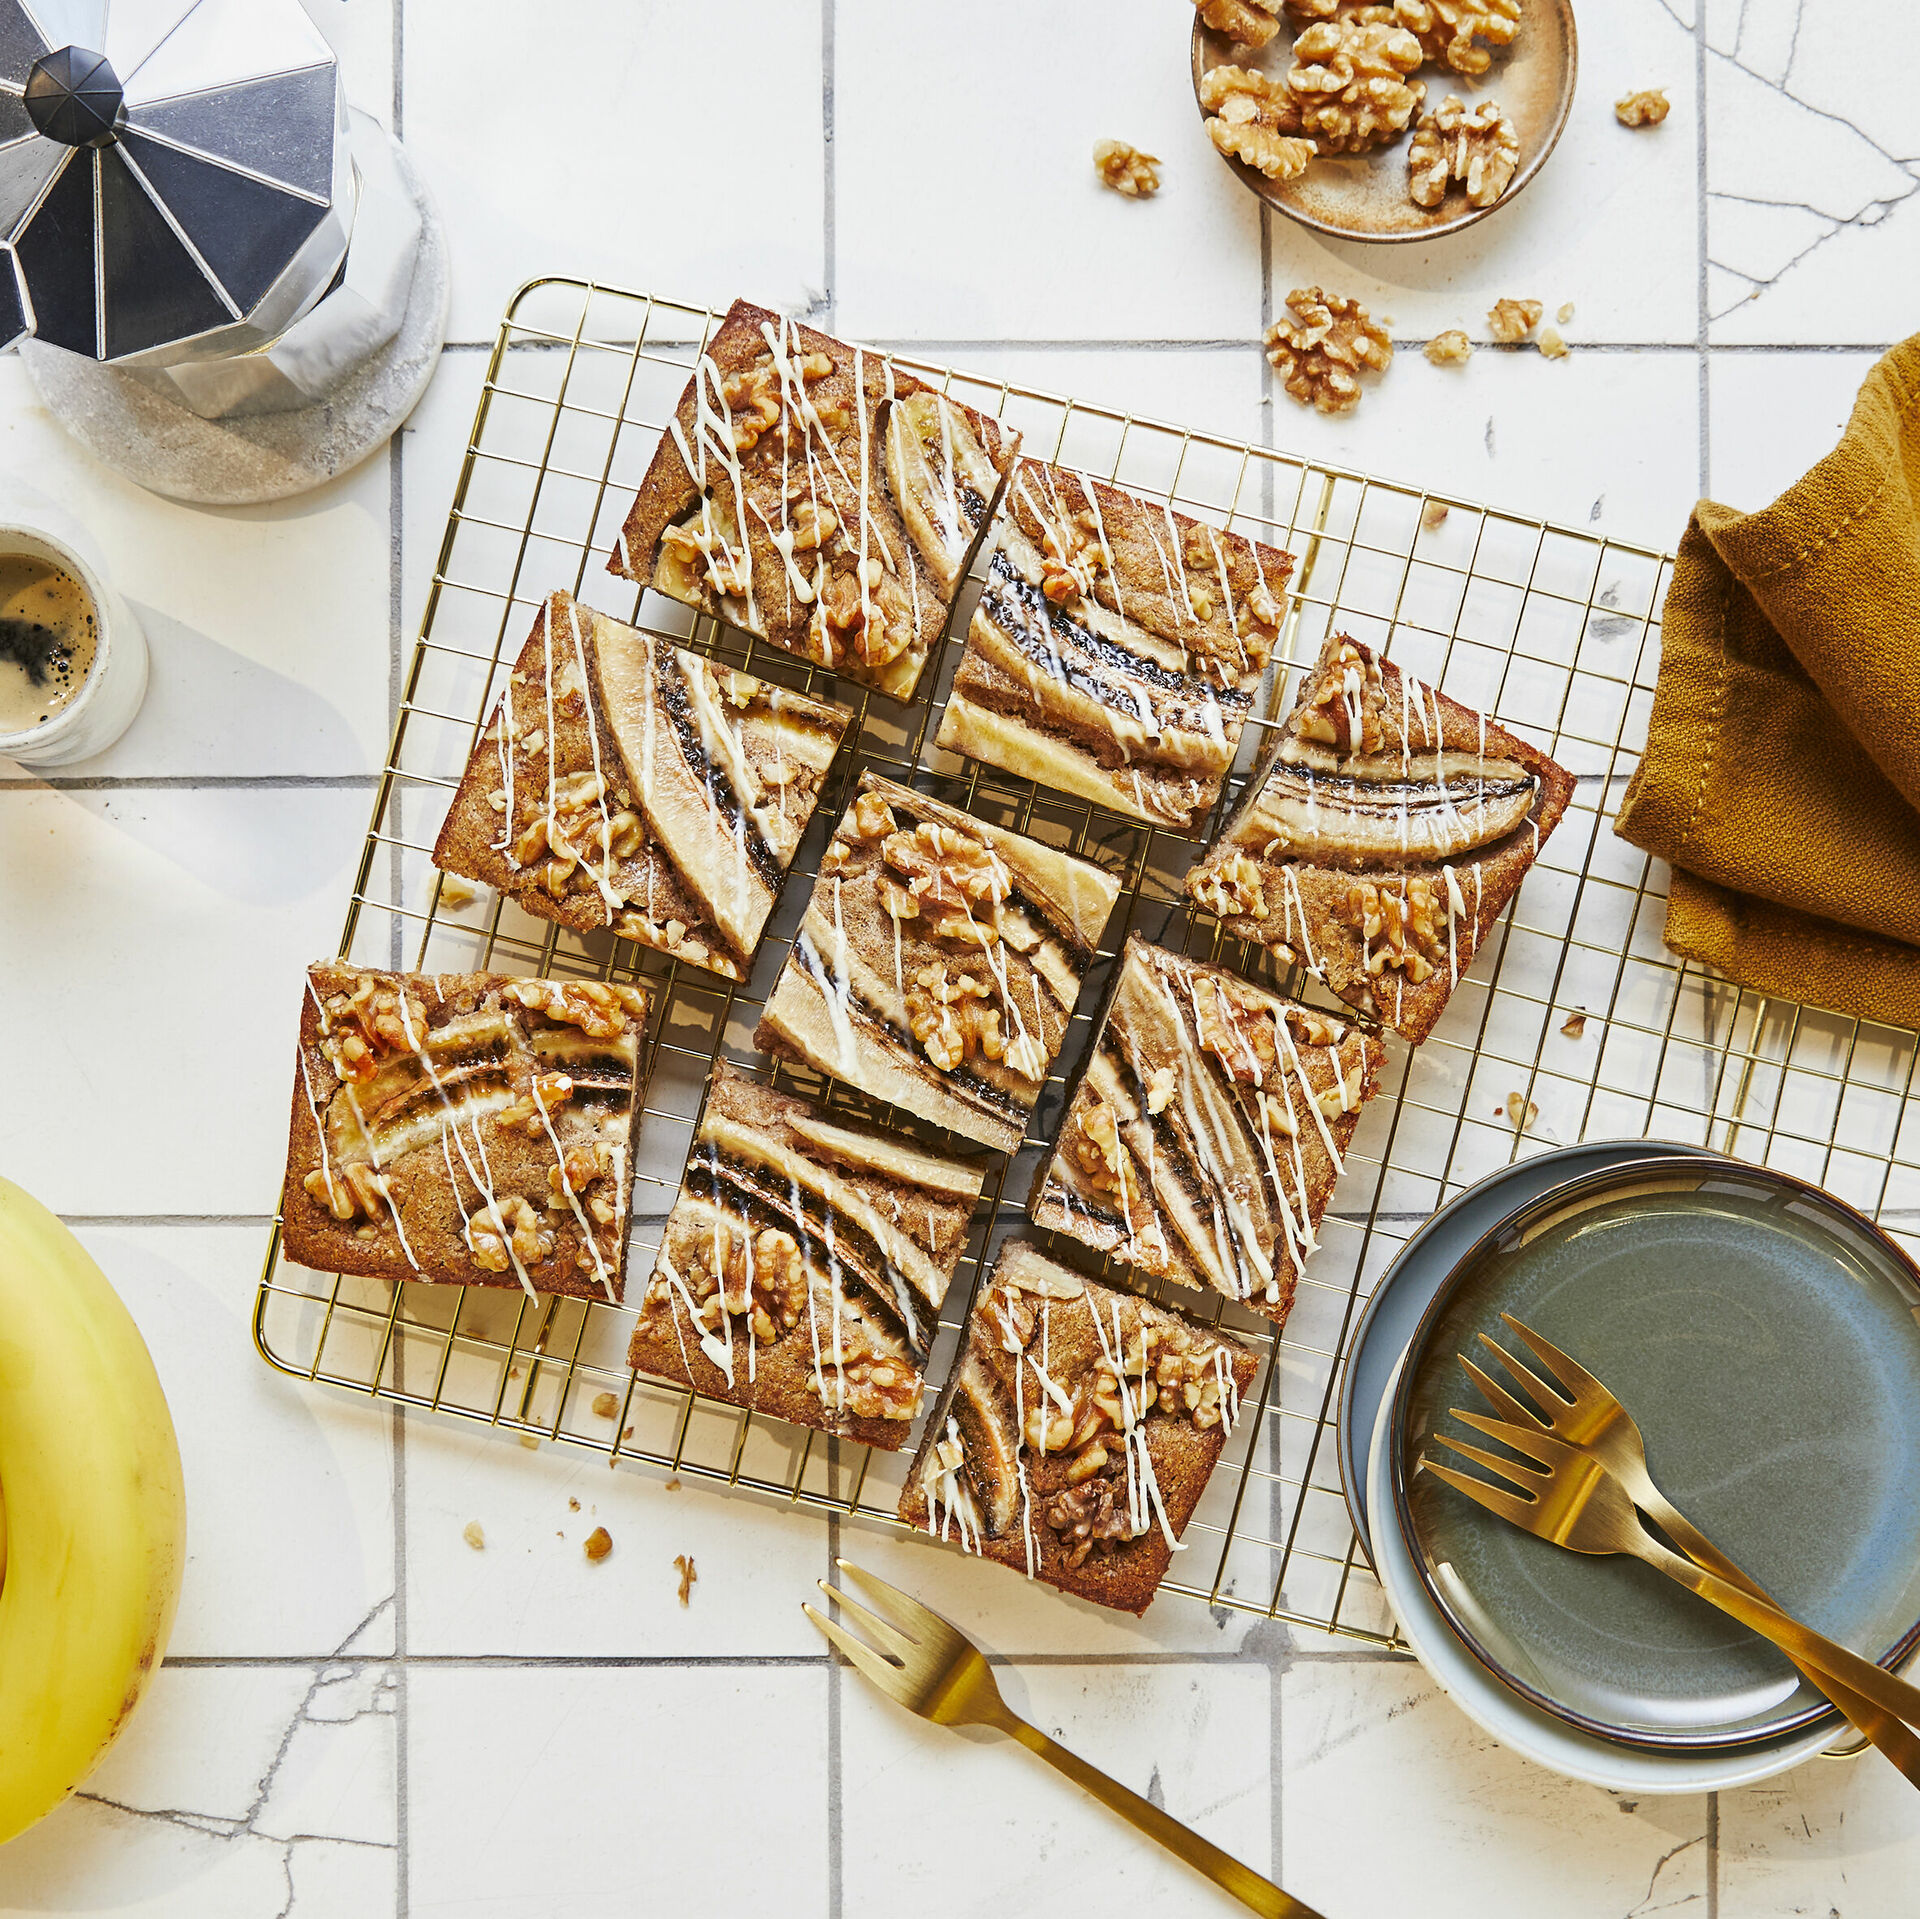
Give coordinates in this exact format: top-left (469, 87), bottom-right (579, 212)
top-left (254, 278), bottom-right (1920, 1646)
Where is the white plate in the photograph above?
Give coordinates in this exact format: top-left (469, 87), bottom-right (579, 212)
top-left (1366, 1355), bottom-right (1842, 1793)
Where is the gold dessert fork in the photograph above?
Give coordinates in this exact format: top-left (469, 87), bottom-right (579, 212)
top-left (1421, 1412), bottom-right (1920, 1787)
top-left (805, 1560), bottom-right (1328, 1918)
top-left (1463, 1314), bottom-right (1920, 1775)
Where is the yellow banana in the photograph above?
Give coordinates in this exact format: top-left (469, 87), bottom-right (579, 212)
top-left (0, 1178), bottom-right (186, 1844)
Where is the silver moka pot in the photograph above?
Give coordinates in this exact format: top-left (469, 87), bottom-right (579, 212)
top-left (0, 0), bottom-right (447, 503)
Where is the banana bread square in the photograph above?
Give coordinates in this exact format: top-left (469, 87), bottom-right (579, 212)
top-left (1029, 936), bottom-right (1384, 1329)
top-left (936, 460), bottom-right (1295, 831)
top-left (281, 964), bottom-right (649, 1301)
top-left (753, 773), bottom-right (1124, 1155)
top-left (432, 589), bottom-right (849, 982)
top-left (1185, 633), bottom-right (1575, 1044)
top-left (897, 1238), bottom-right (1257, 1614)
top-left (628, 1064), bottom-right (986, 1448)
top-left (608, 298), bottom-right (1020, 701)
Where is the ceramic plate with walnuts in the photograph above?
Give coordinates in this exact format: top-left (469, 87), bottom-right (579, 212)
top-left (1189, 0), bottom-right (1577, 241)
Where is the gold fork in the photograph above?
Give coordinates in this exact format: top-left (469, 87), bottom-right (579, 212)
top-left (1464, 1314), bottom-right (1920, 1777)
top-left (1422, 1412), bottom-right (1920, 1785)
top-left (805, 1560), bottom-right (1328, 1919)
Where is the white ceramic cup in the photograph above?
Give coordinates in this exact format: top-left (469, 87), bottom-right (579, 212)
top-left (0, 497), bottom-right (147, 768)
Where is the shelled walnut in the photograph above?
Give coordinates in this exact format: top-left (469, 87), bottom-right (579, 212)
top-left (671, 1223), bottom-right (808, 1344)
top-left (1407, 95), bottom-right (1520, 209)
top-left (1196, 0), bottom-right (1283, 45)
top-left (1068, 1094), bottom-right (1132, 1205)
top-left (1265, 286), bottom-right (1393, 414)
top-left (1614, 87), bottom-right (1669, 128)
top-left (322, 973), bottom-right (429, 1082)
top-left (815, 1335), bottom-right (921, 1421)
top-left (905, 966), bottom-right (1005, 1072)
top-left (1299, 637), bottom-right (1386, 752)
top-left (1198, 65), bottom-right (1317, 182)
top-left (1425, 329), bottom-right (1473, 365)
top-left (1487, 296), bottom-right (1543, 344)
top-left (1093, 138), bottom-right (1160, 198)
top-left (465, 1195), bottom-right (555, 1273)
top-left (503, 977), bottom-right (645, 1039)
top-left (303, 1159), bottom-right (392, 1223)
top-left (1285, 17), bottom-right (1426, 154)
top-left (1337, 875), bottom-right (1449, 980)
top-left (1191, 848), bottom-right (1267, 920)
top-left (1191, 973), bottom-right (1280, 1085)
top-left (1393, 0), bottom-right (1522, 77)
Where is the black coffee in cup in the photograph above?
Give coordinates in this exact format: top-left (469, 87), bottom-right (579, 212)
top-left (0, 553), bottom-right (98, 735)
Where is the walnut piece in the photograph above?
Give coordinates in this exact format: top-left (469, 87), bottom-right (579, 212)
top-left (463, 1520), bottom-right (485, 1551)
top-left (1537, 325), bottom-right (1568, 359)
top-left (883, 820), bottom-right (1011, 920)
top-left (465, 1194), bottom-right (555, 1273)
top-left (1191, 973), bottom-right (1281, 1087)
top-left (807, 552), bottom-right (914, 671)
top-left (846, 789), bottom-right (896, 843)
top-left (1407, 95), bottom-right (1520, 210)
top-left (1192, 848), bottom-right (1268, 922)
top-left (814, 1331), bottom-right (921, 1421)
top-left (1614, 87), bottom-right (1669, 128)
top-left (1425, 329), bottom-right (1473, 366)
top-left (1093, 138), bottom-right (1160, 198)
top-left (673, 1552), bottom-right (697, 1604)
top-left (1505, 1090), bottom-right (1538, 1131)
top-left (906, 965), bottom-right (1005, 1073)
top-left (498, 1070), bottom-right (575, 1134)
top-left (322, 974), bottom-right (428, 1083)
top-left (668, 1223), bottom-right (808, 1345)
top-left (1046, 1478), bottom-right (1136, 1568)
top-left (1337, 875), bottom-right (1449, 982)
top-left (1298, 637), bottom-right (1386, 753)
top-left (1421, 499), bottom-right (1451, 529)
top-left (1286, 17), bottom-right (1426, 155)
top-left (1487, 296), bottom-right (1543, 344)
top-left (1198, 65), bottom-right (1317, 182)
top-left (1069, 1095), bottom-right (1133, 1206)
top-left (1265, 286), bottom-right (1393, 414)
top-left (503, 977), bottom-right (645, 1040)
top-left (720, 361), bottom-right (781, 455)
top-left (303, 1159), bottom-right (392, 1223)
top-left (1196, 0), bottom-right (1283, 46)
top-left (1393, 0), bottom-right (1523, 77)
top-left (584, 1526), bottom-right (613, 1562)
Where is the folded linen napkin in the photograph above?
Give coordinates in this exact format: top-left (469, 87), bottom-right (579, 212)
top-left (1614, 335), bottom-right (1920, 1030)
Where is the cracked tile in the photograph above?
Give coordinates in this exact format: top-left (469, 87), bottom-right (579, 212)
top-left (1277, 1658), bottom-right (1709, 1916)
top-left (70, 1223), bottom-right (397, 1660)
top-left (407, 1665), bottom-right (827, 1914)
top-left (841, 1659), bottom-right (1272, 1908)
top-left (0, 1665), bottom-right (396, 1917)
top-left (1719, 1748), bottom-right (1920, 1914)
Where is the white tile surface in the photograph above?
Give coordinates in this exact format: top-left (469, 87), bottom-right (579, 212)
top-left (4, 0), bottom-right (1920, 1914)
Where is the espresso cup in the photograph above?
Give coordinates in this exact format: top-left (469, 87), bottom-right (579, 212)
top-left (0, 498), bottom-right (147, 769)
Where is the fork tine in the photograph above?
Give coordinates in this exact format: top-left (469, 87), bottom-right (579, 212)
top-left (1457, 1353), bottom-right (1546, 1430)
top-left (1450, 1406), bottom-right (1572, 1467)
top-left (803, 1602), bottom-right (907, 1690)
top-left (1501, 1313), bottom-right (1604, 1397)
top-left (1476, 1328), bottom-right (1572, 1414)
top-left (835, 1558), bottom-right (951, 1644)
top-left (816, 1579), bottom-right (915, 1660)
top-left (1420, 1456), bottom-right (1546, 1529)
top-left (1431, 1429), bottom-right (1545, 1494)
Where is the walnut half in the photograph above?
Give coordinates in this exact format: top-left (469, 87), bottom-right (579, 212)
top-left (1199, 65), bottom-right (1316, 183)
top-left (1286, 17), bottom-right (1427, 155)
top-left (1407, 96), bottom-right (1520, 210)
top-left (1093, 139), bottom-right (1160, 198)
top-left (1265, 286), bottom-right (1393, 415)
top-left (1487, 296), bottom-right (1543, 345)
top-left (1394, 0), bottom-right (1523, 78)
top-left (1195, 0), bottom-right (1283, 47)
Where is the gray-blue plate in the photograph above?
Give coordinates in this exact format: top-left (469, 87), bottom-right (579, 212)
top-left (1336, 1139), bottom-right (1707, 1563)
top-left (1390, 1156), bottom-right (1920, 1751)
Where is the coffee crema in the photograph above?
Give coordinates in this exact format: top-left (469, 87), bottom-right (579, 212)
top-left (0, 554), bottom-right (97, 736)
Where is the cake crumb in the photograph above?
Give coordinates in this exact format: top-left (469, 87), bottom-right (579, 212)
top-left (665, 1476), bottom-right (682, 1492)
top-left (584, 1526), bottom-right (613, 1562)
top-left (568, 1496), bottom-right (581, 1511)
top-left (674, 1553), bottom-right (698, 1607)
top-left (439, 876), bottom-right (476, 908)
top-left (463, 1520), bottom-right (485, 1551)
top-left (1537, 326), bottom-right (1569, 360)
top-left (1505, 1091), bottom-right (1539, 1132)
top-left (1560, 1010), bottom-right (1587, 1039)
top-left (1421, 500), bottom-right (1450, 531)
top-left (591, 1390), bottom-right (620, 1419)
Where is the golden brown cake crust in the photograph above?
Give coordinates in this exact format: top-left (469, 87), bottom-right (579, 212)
top-left (937, 460), bottom-right (1296, 831)
top-left (280, 964), bottom-right (649, 1301)
top-left (897, 1239), bottom-right (1258, 1614)
top-left (608, 298), bottom-right (1020, 701)
top-left (627, 1064), bottom-right (985, 1448)
top-left (753, 772), bottom-right (1124, 1154)
top-left (1185, 634), bottom-right (1576, 1044)
top-left (431, 589), bottom-right (848, 981)
top-left (1029, 936), bottom-right (1384, 1328)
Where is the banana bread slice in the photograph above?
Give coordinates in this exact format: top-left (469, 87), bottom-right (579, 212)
top-left (1185, 633), bottom-right (1575, 1043)
top-left (433, 589), bottom-right (849, 982)
top-left (1030, 936), bottom-right (1384, 1329)
top-left (628, 1064), bottom-right (985, 1448)
top-left (936, 460), bottom-right (1295, 831)
top-left (898, 1238), bottom-right (1257, 1614)
top-left (754, 773), bottom-right (1123, 1154)
top-left (281, 963), bottom-right (649, 1301)
top-left (608, 298), bottom-right (1019, 701)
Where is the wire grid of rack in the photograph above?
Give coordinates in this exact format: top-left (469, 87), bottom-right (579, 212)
top-left (254, 279), bottom-right (1920, 1647)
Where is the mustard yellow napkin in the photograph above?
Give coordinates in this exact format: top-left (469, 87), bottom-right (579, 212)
top-left (1614, 335), bottom-right (1920, 1030)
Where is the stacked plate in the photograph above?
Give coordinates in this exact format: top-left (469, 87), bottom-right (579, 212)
top-left (1338, 1142), bottom-right (1920, 1792)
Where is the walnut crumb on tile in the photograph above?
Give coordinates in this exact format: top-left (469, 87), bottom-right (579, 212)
top-left (1556, 302), bottom-right (1575, 325)
top-left (1537, 326), bottom-right (1568, 359)
top-left (591, 1389), bottom-right (619, 1418)
top-left (1425, 329), bottom-right (1473, 366)
top-left (1421, 499), bottom-right (1451, 530)
top-left (584, 1526), bottom-right (613, 1561)
top-left (1615, 88), bottom-right (1670, 127)
top-left (1094, 139), bottom-right (1161, 197)
top-left (1487, 297), bottom-right (1543, 344)
top-left (439, 875), bottom-right (476, 908)
top-left (674, 1553), bottom-right (697, 1606)
top-left (1561, 1010), bottom-right (1587, 1038)
top-left (463, 1520), bottom-right (485, 1551)
top-left (1505, 1091), bottom-right (1538, 1131)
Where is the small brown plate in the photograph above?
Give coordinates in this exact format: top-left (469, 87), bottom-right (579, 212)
top-left (1190, 1), bottom-right (1579, 243)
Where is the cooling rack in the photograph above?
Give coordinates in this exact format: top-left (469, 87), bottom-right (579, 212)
top-left (254, 278), bottom-right (1920, 1647)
